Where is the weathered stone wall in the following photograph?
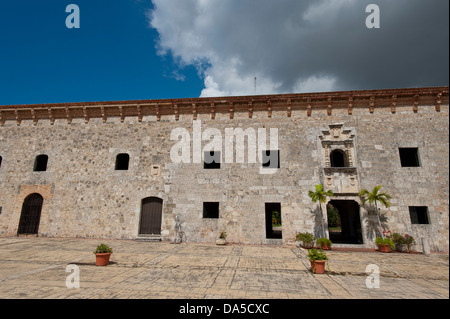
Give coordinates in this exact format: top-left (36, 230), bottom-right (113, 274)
top-left (0, 90), bottom-right (448, 252)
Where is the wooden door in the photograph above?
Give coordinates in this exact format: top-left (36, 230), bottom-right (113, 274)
top-left (17, 193), bottom-right (44, 235)
top-left (139, 197), bottom-right (163, 235)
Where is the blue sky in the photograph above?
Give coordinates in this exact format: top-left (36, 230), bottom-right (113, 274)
top-left (0, 1), bottom-right (448, 106)
top-left (0, 1), bottom-right (203, 106)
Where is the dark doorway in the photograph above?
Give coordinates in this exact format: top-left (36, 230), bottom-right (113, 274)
top-left (17, 193), bottom-right (44, 235)
top-left (265, 203), bottom-right (282, 239)
top-left (139, 197), bottom-right (163, 235)
top-left (327, 200), bottom-right (363, 244)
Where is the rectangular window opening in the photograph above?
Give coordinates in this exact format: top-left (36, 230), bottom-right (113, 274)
top-left (34, 155), bottom-right (48, 172)
top-left (115, 153), bottom-right (130, 171)
top-left (399, 148), bottom-right (421, 167)
top-left (203, 202), bottom-right (219, 219)
top-left (409, 206), bottom-right (430, 225)
top-left (204, 151), bottom-right (221, 169)
top-left (262, 150), bottom-right (280, 169)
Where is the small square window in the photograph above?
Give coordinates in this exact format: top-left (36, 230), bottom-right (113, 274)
top-left (262, 150), bottom-right (280, 169)
top-left (204, 151), bottom-right (221, 169)
top-left (399, 148), bottom-right (420, 167)
top-left (409, 206), bottom-right (430, 224)
top-left (115, 153), bottom-right (130, 170)
top-left (203, 202), bottom-right (219, 219)
top-left (34, 154), bottom-right (48, 172)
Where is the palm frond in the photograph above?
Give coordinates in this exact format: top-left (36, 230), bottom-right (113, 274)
top-left (373, 185), bottom-right (383, 194)
top-left (308, 190), bottom-right (318, 202)
top-left (325, 190), bottom-right (334, 197)
top-left (377, 196), bottom-right (391, 208)
top-left (360, 186), bottom-right (392, 208)
top-left (378, 192), bottom-right (392, 200)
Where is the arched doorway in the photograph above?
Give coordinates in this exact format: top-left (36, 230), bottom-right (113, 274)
top-left (139, 197), bottom-right (163, 235)
top-left (17, 193), bottom-right (44, 235)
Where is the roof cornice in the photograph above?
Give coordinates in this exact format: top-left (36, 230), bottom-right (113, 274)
top-left (0, 86), bottom-right (448, 126)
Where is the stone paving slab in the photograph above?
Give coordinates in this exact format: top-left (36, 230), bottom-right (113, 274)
top-left (0, 237), bottom-right (448, 299)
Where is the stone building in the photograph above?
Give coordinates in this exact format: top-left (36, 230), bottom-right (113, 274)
top-left (0, 86), bottom-right (448, 252)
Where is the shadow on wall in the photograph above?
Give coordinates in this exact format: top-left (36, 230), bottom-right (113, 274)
top-left (309, 206), bottom-right (326, 239)
top-left (360, 203), bottom-right (389, 242)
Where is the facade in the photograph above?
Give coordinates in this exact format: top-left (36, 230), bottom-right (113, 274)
top-left (0, 87), bottom-right (448, 252)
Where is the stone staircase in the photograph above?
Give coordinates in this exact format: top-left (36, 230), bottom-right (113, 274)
top-left (134, 234), bottom-right (161, 242)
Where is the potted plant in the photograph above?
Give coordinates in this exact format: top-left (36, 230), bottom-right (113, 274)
top-left (216, 231), bottom-right (227, 245)
top-left (392, 233), bottom-right (415, 253)
top-left (295, 232), bottom-right (315, 249)
top-left (94, 243), bottom-right (113, 266)
top-left (375, 236), bottom-right (394, 253)
top-left (402, 234), bottom-right (415, 252)
top-left (316, 237), bottom-right (332, 250)
top-left (307, 249), bottom-right (328, 274)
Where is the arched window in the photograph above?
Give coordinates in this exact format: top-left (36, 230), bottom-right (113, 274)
top-left (115, 153), bottom-right (130, 171)
top-left (330, 150), bottom-right (347, 168)
top-left (34, 155), bottom-right (48, 172)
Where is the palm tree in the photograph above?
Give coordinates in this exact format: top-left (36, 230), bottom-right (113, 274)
top-left (359, 186), bottom-right (392, 238)
top-left (308, 184), bottom-right (334, 237)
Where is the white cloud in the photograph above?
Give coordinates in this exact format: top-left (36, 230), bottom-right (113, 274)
top-left (149, 0), bottom-right (449, 97)
top-left (293, 75), bottom-right (337, 94)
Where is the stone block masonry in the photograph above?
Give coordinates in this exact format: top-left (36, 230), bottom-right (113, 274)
top-left (0, 87), bottom-right (448, 252)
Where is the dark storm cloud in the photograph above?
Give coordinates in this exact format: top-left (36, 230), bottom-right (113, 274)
top-left (149, 0), bottom-right (449, 96)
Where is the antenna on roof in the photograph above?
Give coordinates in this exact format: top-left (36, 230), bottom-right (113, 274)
top-left (254, 76), bottom-right (257, 93)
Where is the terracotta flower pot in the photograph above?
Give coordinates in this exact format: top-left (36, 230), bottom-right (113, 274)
top-left (95, 253), bottom-right (112, 266)
top-left (310, 260), bottom-right (326, 274)
top-left (320, 243), bottom-right (331, 250)
top-left (378, 244), bottom-right (391, 253)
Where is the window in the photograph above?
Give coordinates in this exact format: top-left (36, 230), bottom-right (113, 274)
top-left (203, 202), bottom-right (219, 219)
top-left (33, 155), bottom-right (48, 172)
top-left (409, 206), bottom-right (430, 224)
top-left (262, 150), bottom-right (280, 169)
top-left (399, 148), bottom-right (420, 167)
top-left (0, 156), bottom-right (2, 169)
top-left (204, 151), bottom-right (221, 169)
top-left (115, 153), bottom-right (130, 171)
top-left (330, 150), bottom-right (347, 167)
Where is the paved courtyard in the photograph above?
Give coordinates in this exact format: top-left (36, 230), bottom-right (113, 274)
top-left (0, 237), bottom-right (448, 299)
